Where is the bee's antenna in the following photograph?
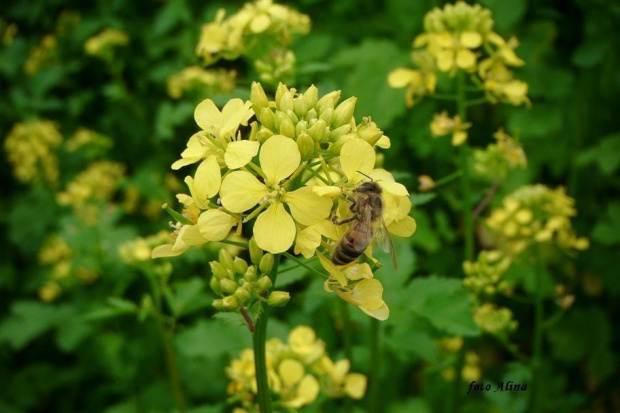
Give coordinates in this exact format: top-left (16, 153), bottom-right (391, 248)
top-left (356, 170), bottom-right (373, 181)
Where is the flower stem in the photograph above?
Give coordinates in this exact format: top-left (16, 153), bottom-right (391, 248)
top-left (531, 248), bottom-right (544, 413)
top-left (253, 254), bottom-right (280, 413)
top-left (369, 318), bottom-right (381, 413)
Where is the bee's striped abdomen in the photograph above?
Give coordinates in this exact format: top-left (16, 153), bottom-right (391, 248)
top-left (332, 228), bottom-right (369, 265)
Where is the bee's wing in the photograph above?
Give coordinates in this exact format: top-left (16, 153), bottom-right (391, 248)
top-left (352, 205), bottom-right (374, 251)
top-left (374, 218), bottom-right (397, 270)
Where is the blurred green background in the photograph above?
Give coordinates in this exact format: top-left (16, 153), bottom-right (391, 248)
top-left (1, 0), bottom-right (619, 412)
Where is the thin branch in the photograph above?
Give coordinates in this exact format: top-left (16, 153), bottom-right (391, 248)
top-left (472, 179), bottom-right (500, 218)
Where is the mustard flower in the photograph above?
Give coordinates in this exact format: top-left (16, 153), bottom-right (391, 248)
top-left (430, 111), bottom-right (471, 146)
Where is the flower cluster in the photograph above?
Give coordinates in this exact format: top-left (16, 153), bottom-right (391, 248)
top-left (1, 20), bottom-right (18, 46)
top-left (57, 160), bottom-right (126, 224)
top-left (463, 250), bottom-right (512, 296)
top-left (4, 120), bottom-right (62, 185)
top-left (153, 82), bottom-right (416, 319)
top-left (485, 185), bottom-right (589, 256)
top-left (24, 34), bottom-right (58, 74)
top-left (472, 129), bottom-right (527, 180)
top-left (84, 28), bottom-right (129, 57)
top-left (166, 66), bottom-right (236, 99)
top-left (388, 1), bottom-right (529, 107)
top-left (195, 0), bottom-right (309, 85)
top-left (473, 303), bottom-right (517, 336)
top-left (430, 111), bottom-right (471, 146)
top-left (65, 127), bottom-right (113, 154)
top-left (118, 231), bottom-right (172, 265)
top-left (227, 326), bottom-right (366, 412)
top-left (437, 337), bottom-right (481, 382)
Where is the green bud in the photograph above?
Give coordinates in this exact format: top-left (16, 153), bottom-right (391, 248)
top-left (249, 237), bottom-right (263, 265)
top-left (332, 97), bottom-right (357, 128)
top-left (319, 108), bottom-right (334, 125)
top-left (219, 249), bottom-right (234, 271)
top-left (317, 90), bottom-right (341, 114)
top-left (286, 109), bottom-right (299, 124)
top-left (279, 117), bottom-right (296, 138)
top-left (304, 85), bottom-right (319, 109)
top-left (274, 111), bottom-right (288, 130)
top-left (278, 91), bottom-right (294, 112)
top-left (210, 261), bottom-right (229, 280)
top-left (293, 97), bottom-right (308, 118)
top-left (222, 296), bottom-right (239, 310)
top-left (250, 81), bottom-right (269, 114)
top-left (296, 132), bottom-right (315, 160)
top-left (306, 108), bottom-right (318, 121)
top-left (268, 291), bottom-right (290, 307)
top-left (275, 83), bottom-right (288, 107)
top-left (259, 108), bottom-right (276, 130)
top-left (220, 278), bottom-right (238, 294)
top-left (357, 118), bottom-right (383, 146)
top-left (212, 298), bottom-right (225, 310)
top-left (234, 287), bottom-right (251, 304)
top-left (257, 275), bottom-right (273, 292)
top-left (307, 119), bottom-right (327, 142)
top-left (256, 128), bottom-right (274, 143)
top-left (243, 266), bottom-right (257, 282)
top-left (209, 277), bottom-right (222, 295)
top-left (484, 285), bottom-right (496, 295)
top-left (295, 120), bottom-right (308, 137)
top-left (330, 133), bottom-right (356, 154)
top-left (233, 257), bottom-right (249, 275)
top-left (329, 125), bottom-right (352, 142)
top-left (259, 253), bottom-right (275, 274)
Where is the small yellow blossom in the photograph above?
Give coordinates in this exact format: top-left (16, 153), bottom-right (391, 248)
top-left (166, 66), bottom-right (236, 99)
top-left (24, 34), bottom-right (57, 74)
top-left (430, 111), bottom-right (471, 146)
top-left (84, 28), bottom-right (129, 57)
top-left (472, 128), bottom-right (527, 180)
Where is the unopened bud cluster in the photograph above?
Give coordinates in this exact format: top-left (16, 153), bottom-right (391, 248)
top-left (166, 66), bottom-right (236, 99)
top-left (463, 250), bottom-right (512, 297)
top-left (473, 303), bottom-right (517, 336)
top-left (210, 239), bottom-right (289, 311)
top-left (472, 129), bottom-right (527, 180)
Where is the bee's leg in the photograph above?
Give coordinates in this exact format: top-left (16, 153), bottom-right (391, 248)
top-left (340, 188), bottom-right (357, 211)
top-left (331, 215), bottom-right (358, 226)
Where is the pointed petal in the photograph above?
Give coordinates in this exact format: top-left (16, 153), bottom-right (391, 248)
top-left (254, 202), bottom-right (296, 253)
top-left (283, 186), bottom-right (333, 226)
top-left (260, 135), bottom-right (300, 186)
top-left (360, 301), bottom-right (390, 320)
top-left (194, 99), bottom-right (223, 133)
top-left (172, 133), bottom-right (208, 170)
top-left (198, 209), bottom-right (236, 241)
top-left (220, 171), bottom-right (268, 213)
top-left (340, 139), bottom-right (375, 183)
top-left (225, 140), bottom-right (259, 169)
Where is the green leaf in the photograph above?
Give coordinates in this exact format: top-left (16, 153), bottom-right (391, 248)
top-left (175, 320), bottom-right (251, 360)
top-left (576, 133), bottom-right (620, 176)
top-left (397, 276), bottom-right (480, 336)
top-left (0, 301), bottom-right (69, 349)
top-left (410, 192), bottom-right (437, 206)
top-left (479, 0), bottom-right (527, 29)
top-left (591, 202), bottom-right (620, 245)
top-left (169, 278), bottom-right (210, 318)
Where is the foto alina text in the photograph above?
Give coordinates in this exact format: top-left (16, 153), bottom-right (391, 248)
top-left (467, 380), bottom-right (528, 394)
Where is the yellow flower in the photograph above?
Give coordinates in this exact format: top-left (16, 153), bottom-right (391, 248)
top-left (430, 111), bottom-right (471, 146)
top-left (288, 326), bottom-right (325, 364)
top-left (220, 135), bottom-right (332, 253)
top-left (84, 28), bottom-right (128, 56)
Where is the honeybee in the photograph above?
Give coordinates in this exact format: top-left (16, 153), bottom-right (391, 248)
top-left (331, 180), bottom-right (397, 269)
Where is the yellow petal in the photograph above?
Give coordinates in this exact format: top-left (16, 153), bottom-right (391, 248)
top-left (352, 278), bottom-right (384, 310)
top-left (436, 50), bottom-right (454, 72)
top-left (220, 171), bottom-right (268, 213)
top-left (254, 202), bottom-right (295, 253)
top-left (345, 373), bottom-right (367, 399)
top-left (376, 135), bottom-right (391, 148)
top-left (187, 155), bottom-right (221, 208)
top-left (296, 375), bottom-right (320, 404)
top-left (220, 99), bottom-right (254, 139)
top-left (278, 359), bottom-right (305, 386)
top-left (317, 252), bottom-right (347, 286)
top-left (151, 244), bottom-right (186, 258)
top-left (179, 224), bottom-right (207, 246)
top-left (360, 301), bottom-right (390, 321)
top-left (343, 263), bottom-right (373, 281)
top-left (197, 209), bottom-right (236, 241)
top-left (460, 31), bottom-right (482, 48)
top-left (312, 185), bottom-right (342, 198)
top-left (452, 130), bottom-right (468, 146)
top-left (194, 99), bottom-right (224, 134)
top-left (260, 135), bottom-right (300, 186)
top-left (388, 215), bottom-right (417, 237)
top-left (172, 133), bottom-right (208, 170)
top-left (225, 140), bottom-right (259, 169)
top-left (387, 68), bottom-right (417, 88)
top-left (456, 49), bottom-right (476, 69)
top-left (294, 225), bottom-right (322, 259)
top-left (250, 14), bottom-right (271, 33)
top-left (283, 186), bottom-right (333, 226)
top-left (340, 139), bottom-right (375, 183)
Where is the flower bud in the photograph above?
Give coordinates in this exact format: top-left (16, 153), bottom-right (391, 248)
top-left (259, 253), bottom-right (275, 274)
top-left (256, 128), bottom-right (274, 143)
top-left (209, 277), bottom-right (222, 295)
top-left (286, 109), bottom-right (299, 124)
top-left (296, 132), bottom-right (315, 160)
top-left (295, 120), bottom-right (308, 137)
top-left (332, 97), bottom-right (357, 128)
top-left (249, 237), bottom-right (263, 265)
top-left (243, 266), bottom-right (257, 282)
top-left (275, 83), bottom-right (288, 107)
top-left (274, 111), bottom-right (288, 130)
top-left (357, 119), bottom-right (383, 146)
top-left (306, 108), bottom-right (318, 121)
top-left (317, 90), bottom-right (341, 114)
top-left (222, 296), bottom-right (239, 310)
top-left (210, 261), bottom-right (229, 280)
top-left (329, 133), bottom-right (355, 154)
top-left (212, 298), bottom-right (225, 310)
top-left (304, 85), bottom-right (318, 109)
top-left (319, 108), bottom-right (334, 125)
top-left (259, 108), bottom-right (276, 130)
top-left (307, 119), bottom-right (327, 142)
top-left (257, 275), bottom-right (273, 292)
top-left (329, 124), bottom-right (351, 141)
top-left (219, 249), bottom-right (234, 271)
top-left (418, 175), bottom-right (435, 192)
top-left (234, 287), bottom-right (251, 304)
top-left (293, 97), bottom-right (308, 118)
top-left (279, 117), bottom-right (296, 138)
top-left (278, 90), bottom-right (294, 112)
top-left (220, 278), bottom-right (238, 294)
top-left (268, 291), bottom-right (290, 307)
top-left (233, 257), bottom-right (248, 275)
top-left (251, 81), bottom-right (269, 114)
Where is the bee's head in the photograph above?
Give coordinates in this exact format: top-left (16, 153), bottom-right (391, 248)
top-left (355, 181), bottom-right (382, 194)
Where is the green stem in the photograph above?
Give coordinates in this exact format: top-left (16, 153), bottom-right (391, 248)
top-left (340, 300), bottom-right (353, 362)
top-left (253, 254), bottom-right (280, 413)
top-left (433, 170), bottom-right (463, 189)
top-left (531, 248), bottom-right (544, 413)
top-left (282, 252), bottom-right (328, 279)
top-left (369, 318), bottom-right (381, 413)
